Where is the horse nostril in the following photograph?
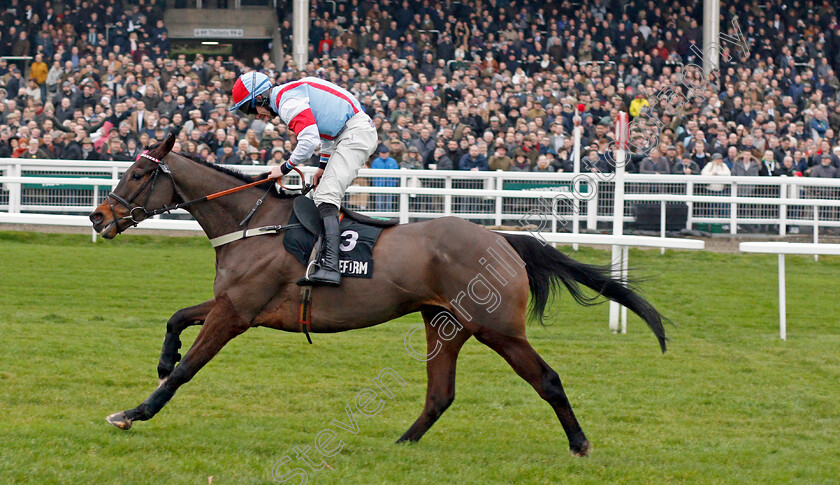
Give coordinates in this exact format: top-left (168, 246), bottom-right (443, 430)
top-left (90, 212), bottom-right (104, 224)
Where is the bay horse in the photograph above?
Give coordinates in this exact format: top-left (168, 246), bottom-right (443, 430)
top-left (89, 132), bottom-right (666, 457)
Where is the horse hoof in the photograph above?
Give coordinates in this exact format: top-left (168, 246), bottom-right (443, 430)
top-left (571, 441), bottom-right (592, 457)
top-left (106, 412), bottom-right (133, 430)
top-left (158, 377), bottom-right (168, 388)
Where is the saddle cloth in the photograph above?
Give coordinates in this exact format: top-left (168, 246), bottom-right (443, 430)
top-left (283, 197), bottom-right (397, 278)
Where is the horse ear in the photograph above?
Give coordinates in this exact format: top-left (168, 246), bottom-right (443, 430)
top-left (149, 126), bottom-right (182, 159)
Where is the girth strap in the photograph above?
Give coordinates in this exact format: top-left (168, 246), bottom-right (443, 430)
top-left (209, 223), bottom-right (302, 248)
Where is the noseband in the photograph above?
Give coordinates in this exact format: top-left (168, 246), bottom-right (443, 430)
top-left (104, 153), bottom-right (181, 235)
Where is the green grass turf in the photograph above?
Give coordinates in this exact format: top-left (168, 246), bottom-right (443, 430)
top-left (1, 230), bottom-right (839, 484)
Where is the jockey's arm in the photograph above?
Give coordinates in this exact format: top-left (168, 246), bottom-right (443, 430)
top-left (274, 97), bottom-right (322, 175)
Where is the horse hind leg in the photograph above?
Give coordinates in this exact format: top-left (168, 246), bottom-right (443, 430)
top-left (397, 306), bottom-right (473, 443)
top-left (474, 327), bottom-right (591, 457)
top-left (157, 299), bottom-right (215, 385)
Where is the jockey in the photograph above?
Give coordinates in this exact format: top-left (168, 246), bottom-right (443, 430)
top-left (229, 71), bottom-right (378, 286)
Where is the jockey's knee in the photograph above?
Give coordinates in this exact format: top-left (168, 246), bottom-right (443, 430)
top-left (313, 190), bottom-right (342, 209)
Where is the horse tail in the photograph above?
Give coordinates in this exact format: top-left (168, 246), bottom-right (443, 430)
top-left (500, 233), bottom-right (667, 353)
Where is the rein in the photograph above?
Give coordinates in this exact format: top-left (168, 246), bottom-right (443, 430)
top-left (104, 153), bottom-right (312, 234)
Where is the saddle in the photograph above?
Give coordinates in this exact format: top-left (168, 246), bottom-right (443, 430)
top-left (283, 197), bottom-right (397, 280)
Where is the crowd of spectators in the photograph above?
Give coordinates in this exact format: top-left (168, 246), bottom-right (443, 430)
top-left (3, 0), bottom-right (840, 184)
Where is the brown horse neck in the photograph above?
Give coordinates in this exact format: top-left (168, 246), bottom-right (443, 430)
top-left (165, 153), bottom-right (295, 241)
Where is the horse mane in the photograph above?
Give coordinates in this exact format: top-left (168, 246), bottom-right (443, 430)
top-left (144, 142), bottom-right (299, 199)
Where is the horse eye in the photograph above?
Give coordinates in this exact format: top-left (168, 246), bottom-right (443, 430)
top-left (131, 172), bottom-right (142, 180)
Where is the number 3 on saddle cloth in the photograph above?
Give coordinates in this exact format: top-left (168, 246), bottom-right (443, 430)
top-left (284, 196), bottom-right (399, 279)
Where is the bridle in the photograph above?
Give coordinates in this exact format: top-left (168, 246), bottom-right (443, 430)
top-left (103, 152), bottom-right (311, 235)
top-left (103, 153), bottom-right (179, 235)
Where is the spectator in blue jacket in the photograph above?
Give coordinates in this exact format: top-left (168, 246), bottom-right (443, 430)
top-left (458, 145), bottom-right (489, 171)
top-left (792, 150), bottom-right (809, 174)
top-left (809, 108), bottom-right (829, 140)
top-left (371, 146), bottom-right (399, 211)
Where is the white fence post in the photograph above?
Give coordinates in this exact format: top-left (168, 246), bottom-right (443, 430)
top-left (572, 125), bottom-right (581, 250)
top-left (730, 181), bottom-right (738, 235)
top-left (779, 179), bottom-right (787, 236)
top-left (609, 112), bottom-right (628, 334)
top-left (686, 181), bottom-right (694, 230)
top-left (571, 197), bottom-right (580, 250)
top-left (814, 204), bottom-right (819, 261)
top-left (92, 185), bottom-right (99, 243)
top-left (609, 246), bottom-right (622, 332)
top-left (620, 245), bottom-right (629, 334)
top-left (494, 173), bottom-right (503, 226)
top-left (399, 171), bottom-right (409, 224)
top-left (660, 200), bottom-right (666, 255)
top-left (778, 253), bottom-right (786, 340)
top-left (8, 162), bottom-right (21, 214)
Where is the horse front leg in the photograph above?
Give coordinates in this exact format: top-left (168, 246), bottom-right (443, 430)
top-left (158, 299), bottom-right (215, 385)
top-left (107, 295), bottom-right (250, 430)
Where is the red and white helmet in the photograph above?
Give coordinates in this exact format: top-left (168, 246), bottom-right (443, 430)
top-left (229, 71), bottom-right (272, 113)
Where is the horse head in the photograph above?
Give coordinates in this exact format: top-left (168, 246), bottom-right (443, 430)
top-left (89, 130), bottom-right (181, 238)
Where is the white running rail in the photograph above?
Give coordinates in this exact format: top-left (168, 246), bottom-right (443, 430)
top-left (739, 242), bottom-right (840, 340)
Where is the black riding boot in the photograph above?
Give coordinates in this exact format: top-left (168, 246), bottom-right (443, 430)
top-left (299, 203), bottom-right (341, 286)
